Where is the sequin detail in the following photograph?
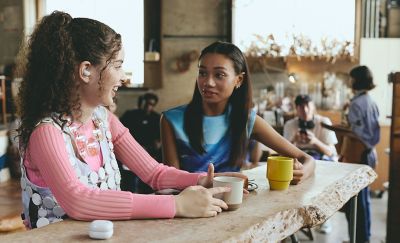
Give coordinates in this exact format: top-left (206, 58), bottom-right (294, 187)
top-left (20, 106), bottom-right (121, 229)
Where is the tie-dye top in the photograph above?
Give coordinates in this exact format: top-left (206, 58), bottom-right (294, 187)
top-left (164, 105), bottom-right (256, 173)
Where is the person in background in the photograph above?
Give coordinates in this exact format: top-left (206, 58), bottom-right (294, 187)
top-left (161, 41), bottom-right (315, 184)
top-left (17, 11), bottom-right (245, 229)
top-left (120, 93), bottom-right (161, 193)
top-left (283, 94), bottom-right (338, 234)
top-left (120, 92), bottom-right (161, 161)
top-left (284, 94), bottom-right (338, 161)
top-left (343, 65), bottom-right (380, 243)
top-left (347, 66), bottom-right (380, 168)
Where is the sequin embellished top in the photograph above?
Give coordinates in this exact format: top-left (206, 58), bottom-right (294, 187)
top-left (20, 106), bottom-right (202, 228)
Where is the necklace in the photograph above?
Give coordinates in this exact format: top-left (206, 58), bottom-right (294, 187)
top-left (68, 116), bottom-right (104, 159)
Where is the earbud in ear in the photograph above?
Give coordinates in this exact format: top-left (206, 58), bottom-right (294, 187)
top-left (83, 69), bottom-right (91, 76)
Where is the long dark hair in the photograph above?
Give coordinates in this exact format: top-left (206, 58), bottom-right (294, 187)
top-left (17, 11), bottom-right (121, 148)
top-left (184, 41), bottom-right (253, 167)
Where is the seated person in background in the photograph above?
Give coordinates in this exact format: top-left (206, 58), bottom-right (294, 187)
top-left (161, 41), bottom-right (315, 184)
top-left (120, 93), bottom-right (162, 193)
top-left (284, 94), bottom-right (338, 234)
top-left (120, 92), bottom-right (161, 161)
top-left (284, 94), bottom-right (338, 161)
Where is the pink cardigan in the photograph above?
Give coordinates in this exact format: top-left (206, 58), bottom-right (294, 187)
top-left (24, 111), bottom-right (203, 220)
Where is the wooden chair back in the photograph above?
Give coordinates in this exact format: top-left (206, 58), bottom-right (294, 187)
top-left (321, 122), bottom-right (367, 164)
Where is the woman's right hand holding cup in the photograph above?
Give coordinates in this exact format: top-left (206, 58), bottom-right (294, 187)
top-left (174, 186), bottom-right (230, 218)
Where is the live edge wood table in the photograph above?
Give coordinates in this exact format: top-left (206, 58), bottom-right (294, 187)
top-left (2, 161), bottom-right (376, 243)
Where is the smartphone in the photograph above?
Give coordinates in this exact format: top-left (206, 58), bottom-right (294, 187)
top-left (299, 128), bottom-right (308, 135)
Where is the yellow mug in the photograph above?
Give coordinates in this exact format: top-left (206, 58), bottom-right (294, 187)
top-left (267, 156), bottom-right (294, 190)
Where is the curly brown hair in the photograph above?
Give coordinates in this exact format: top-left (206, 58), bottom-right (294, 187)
top-left (17, 11), bottom-right (121, 148)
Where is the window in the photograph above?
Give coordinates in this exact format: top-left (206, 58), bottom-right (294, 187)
top-left (233, 0), bottom-right (355, 56)
top-left (44, 0), bottom-right (144, 86)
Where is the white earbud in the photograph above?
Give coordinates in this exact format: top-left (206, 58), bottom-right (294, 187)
top-left (83, 69), bottom-right (91, 76)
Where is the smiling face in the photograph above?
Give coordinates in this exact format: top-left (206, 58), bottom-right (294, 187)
top-left (79, 48), bottom-right (125, 108)
top-left (100, 48), bottom-right (125, 106)
top-left (197, 53), bottom-right (243, 107)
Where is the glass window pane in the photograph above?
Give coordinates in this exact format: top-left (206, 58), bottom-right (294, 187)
top-left (45, 0), bottom-right (144, 85)
top-left (233, 0), bottom-right (355, 56)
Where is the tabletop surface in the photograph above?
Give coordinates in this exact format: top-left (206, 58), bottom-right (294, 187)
top-left (2, 161), bottom-right (377, 243)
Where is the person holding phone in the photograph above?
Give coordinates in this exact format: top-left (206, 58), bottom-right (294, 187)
top-left (283, 94), bottom-right (338, 234)
top-left (284, 94), bottom-right (338, 161)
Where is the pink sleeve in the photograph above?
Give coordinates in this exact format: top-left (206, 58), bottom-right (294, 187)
top-left (27, 125), bottom-right (177, 220)
top-left (107, 111), bottom-right (203, 189)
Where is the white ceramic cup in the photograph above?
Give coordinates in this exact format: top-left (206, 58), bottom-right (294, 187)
top-left (213, 176), bottom-right (244, 210)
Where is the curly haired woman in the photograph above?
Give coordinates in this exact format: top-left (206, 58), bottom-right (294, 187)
top-left (17, 11), bottom-right (245, 229)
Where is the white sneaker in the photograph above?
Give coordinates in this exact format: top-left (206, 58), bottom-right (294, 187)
top-left (317, 220), bottom-right (332, 234)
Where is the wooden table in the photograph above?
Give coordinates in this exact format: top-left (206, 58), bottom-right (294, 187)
top-left (2, 161), bottom-right (376, 243)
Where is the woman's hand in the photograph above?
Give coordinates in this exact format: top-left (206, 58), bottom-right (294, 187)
top-left (291, 155), bottom-right (315, 184)
top-left (174, 185), bottom-right (230, 218)
top-left (291, 160), bottom-right (304, 185)
top-left (197, 163), bottom-right (249, 189)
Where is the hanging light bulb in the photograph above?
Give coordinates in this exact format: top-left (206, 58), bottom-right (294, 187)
top-left (288, 73), bottom-right (297, 83)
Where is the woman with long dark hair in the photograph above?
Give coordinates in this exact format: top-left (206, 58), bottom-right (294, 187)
top-left (161, 41), bottom-right (315, 184)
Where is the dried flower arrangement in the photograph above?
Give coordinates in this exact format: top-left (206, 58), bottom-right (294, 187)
top-left (245, 34), bottom-right (356, 64)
